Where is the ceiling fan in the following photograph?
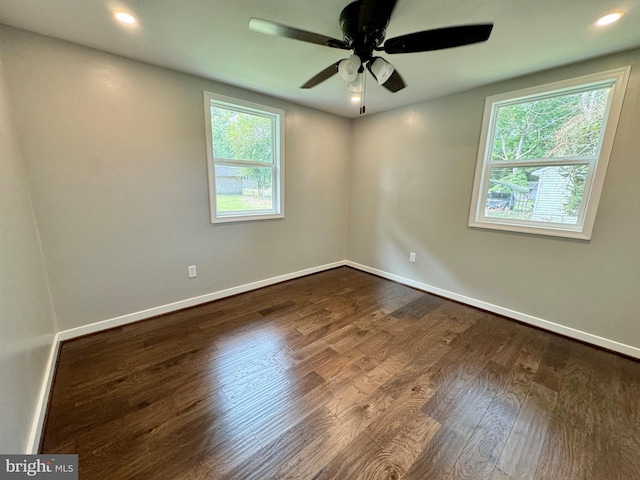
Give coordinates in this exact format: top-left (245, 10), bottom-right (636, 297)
top-left (249, 0), bottom-right (493, 111)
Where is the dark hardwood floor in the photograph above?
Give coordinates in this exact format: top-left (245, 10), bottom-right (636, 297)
top-left (41, 267), bottom-right (640, 479)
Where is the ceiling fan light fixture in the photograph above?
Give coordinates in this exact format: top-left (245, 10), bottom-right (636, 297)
top-left (113, 11), bottom-right (137, 25)
top-left (370, 57), bottom-right (395, 85)
top-left (338, 55), bottom-right (362, 82)
top-left (347, 73), bottom-right (364, 92)
top-left (595, 12), bottom-right (623, 26)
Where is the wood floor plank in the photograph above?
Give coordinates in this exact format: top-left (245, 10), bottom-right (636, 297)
top-left (352, 354), bottom-right (411, 395)
top-left (314, 346), bottom-right (365, 380)
top-left (421, 322), bottom-right (510, 423)
top-left (39, 267), bottom-right (640, 480)
top-left (389, 293), bottom-right (445, 320)
top-left (363, 371), bottom-right (437, 449)
top-left (497, 382), bottom-right (557, 479)
top-left (403, 361), bottom-right (506, 480)
top-left (355, 412), bottom-right (440, 480)
top-left (217, 406), bottom-right (338, 480)
top-left (377, 343), bottom-right (451, 399)
top-left (533, 415), bottom-right (589, 480)
top-left (310, 431), bottom-right (382, 480)
top-left (491, 468), bottom-right (515, 480)
top-left (271, 388), bottom-right (394, 479)
top-left (447, 362), bottom-right (529, 480)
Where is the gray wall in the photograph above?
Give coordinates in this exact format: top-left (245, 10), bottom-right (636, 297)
top-left (348, 48), bottom-right (640, 348)
top-left (0, 54), bottom-right (56, 453)
top-left (0, 26), bottom-right (351, 331)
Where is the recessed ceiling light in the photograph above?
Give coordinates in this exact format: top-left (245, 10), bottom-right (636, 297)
top-left (114, 11), bottom-right (137, 25)
top-left (350, 95), bottom-right (361, 103)
top-left (595, 12), bottom-right (623, 26)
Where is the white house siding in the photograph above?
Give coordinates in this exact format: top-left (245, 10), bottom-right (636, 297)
top-left (531, 167), bottom-right (577, 224)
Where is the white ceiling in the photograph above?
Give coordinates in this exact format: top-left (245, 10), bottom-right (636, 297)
top-left (1, 0), bottom-right (639, 118)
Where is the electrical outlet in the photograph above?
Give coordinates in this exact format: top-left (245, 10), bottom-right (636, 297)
top-left (188, 265), bottom-right (197, 278)
top-left (409, 252), bottom-right (416, 263)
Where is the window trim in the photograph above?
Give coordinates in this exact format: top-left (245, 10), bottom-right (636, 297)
top-left (468, 66), bottom-right (630, 240)
top-left (204, 92), bottom-right (285, 224)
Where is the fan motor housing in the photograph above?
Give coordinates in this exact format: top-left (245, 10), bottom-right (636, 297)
top-left (339, 1), bottom-right (388, 60)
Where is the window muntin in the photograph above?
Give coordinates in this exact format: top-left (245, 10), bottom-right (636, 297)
top-left (469, 67), bottom-right (630, 239)
top-left (204, 92), bottom-right (284, 223)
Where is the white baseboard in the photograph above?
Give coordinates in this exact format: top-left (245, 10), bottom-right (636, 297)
top-left (26, 332), bottom-right (61, 453)
top-left (346, 261), bottom-right (640, 360)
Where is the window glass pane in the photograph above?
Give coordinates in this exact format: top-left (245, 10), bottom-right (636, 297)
top-left (211, 107), bottom-right (273, 163)
top-left (491, 88), bottom-right (610, 161)
top-left (215, 166), bottom-right (274, 213)
top-left (485, 165), bottom-right (588, 225)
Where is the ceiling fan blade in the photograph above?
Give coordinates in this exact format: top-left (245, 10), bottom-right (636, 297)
top-left (301, 61), bottom-right (341, 89)
top-left (358, 0), bottom-right (398, 30)
top-left (383, 24), bottom-right (494, 54)
top-left (249, 18), bottom-right (350, 50)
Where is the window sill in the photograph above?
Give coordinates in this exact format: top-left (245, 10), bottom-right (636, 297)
top-left (468, 219), bottom-right (591, 240)
top-left (211, 212), bottom-right (285, 224)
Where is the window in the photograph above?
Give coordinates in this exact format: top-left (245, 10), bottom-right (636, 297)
top-left (204, 92), bottom-right (284, 223)
top-left (469, 67), bottom-right (630, 239)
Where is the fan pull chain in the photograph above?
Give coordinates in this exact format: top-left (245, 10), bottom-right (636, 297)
top-left (360, 70), bottom-right (367, 115)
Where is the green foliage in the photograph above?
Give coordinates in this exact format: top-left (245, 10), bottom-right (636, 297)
top-left (491, 89), bottom-right (608, 162)
top-left (211, 107), bottom-right (273, 162)
top-left (217, 193), bottom-right (272, 212)
top-left (241, 167), bottom-right (272, 195)
top-left (489, 168), bottom-right (531, 193)
top-left (559, 165), bottom-right (588, 216)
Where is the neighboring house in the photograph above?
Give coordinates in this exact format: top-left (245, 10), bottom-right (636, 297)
top-left (215, 166), bottom-right (243, 194)
top-left (531, 167), bottom-right (577, 224)
top-left (215, 166), bottom-right (260, 194)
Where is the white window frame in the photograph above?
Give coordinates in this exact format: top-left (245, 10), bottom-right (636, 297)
top-left (204, 92), bottom-right (284, 224)
top-left (469, 67), bottom-right (630, 239)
